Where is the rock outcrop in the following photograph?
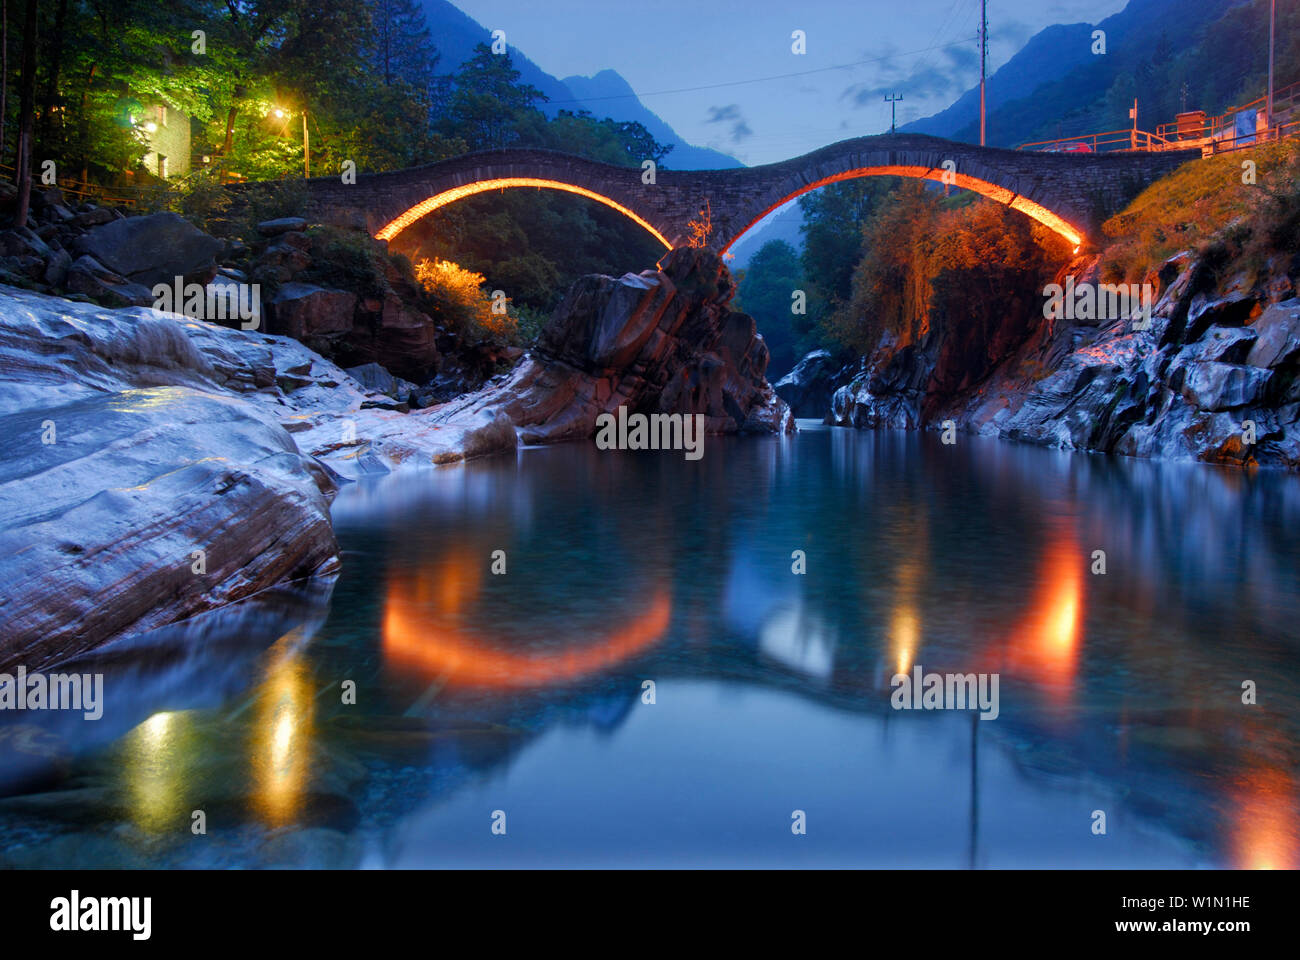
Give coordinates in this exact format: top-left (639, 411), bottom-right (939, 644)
top-left (826, 251), bottom-right (1300, 468)
top-left (426, 246), bottom-right (793, 442)
top-left (774, 349), bottom-right (840, 418)
top-left (0, 285), bottom-right (517, 667)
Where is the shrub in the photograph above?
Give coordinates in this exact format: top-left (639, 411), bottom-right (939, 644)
top-left (414, 257), bottom-right (530, 347)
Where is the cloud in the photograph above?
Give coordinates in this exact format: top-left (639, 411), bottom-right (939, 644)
top-left (706, 103), bottom-right (753, 143)
top-left (993, 18), bottom-right (1034, 49)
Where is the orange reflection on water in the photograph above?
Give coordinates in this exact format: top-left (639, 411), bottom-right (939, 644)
top-left (1230, 766), bottom-right (1300, 869)
top-left (989, 532), bottom-right (1083, 708)
top-left (250, 642), bottom-right (315, 827)
top-left (383, 568), bottom-right (671, 689)
top-left (891, 605), bottom-right (920, 677)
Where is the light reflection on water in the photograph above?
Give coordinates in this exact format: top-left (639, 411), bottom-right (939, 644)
top-left (1, 424), bottom-right (1298, 868)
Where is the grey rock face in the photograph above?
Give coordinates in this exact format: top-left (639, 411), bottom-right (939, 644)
top-left (825, 253), bottom-right (1300, 469)
top-left (774, 349), bottom-right (839, 418)
top-left (78, 211), bottom-right (222, 287)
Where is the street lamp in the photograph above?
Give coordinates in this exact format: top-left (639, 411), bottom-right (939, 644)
top-left (272, 106), bottom-right (309, 178)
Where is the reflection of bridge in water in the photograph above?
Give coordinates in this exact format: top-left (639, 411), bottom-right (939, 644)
top-left (4, 432), bottom-right (1298, 869)
top-left (285, 133), bottom-right (1199, 253)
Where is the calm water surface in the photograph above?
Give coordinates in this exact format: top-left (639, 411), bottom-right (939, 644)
top-left (2, 423), bottom-right (1298, 868)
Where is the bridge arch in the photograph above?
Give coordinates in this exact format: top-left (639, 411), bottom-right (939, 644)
top-left (374, 177), bottom-right (672, 249)
top-left (720, 165), bottom-right (1087, 255)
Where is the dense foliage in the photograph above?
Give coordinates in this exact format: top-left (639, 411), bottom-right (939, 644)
top-left (817, 183), bottom-right (1068, 356)
top-left (1101, 139), bottom-right (1300, 284)
top-left (2, 0), bottom-right (674, 319)
top-left (734, 239), bottom-right (805, 380)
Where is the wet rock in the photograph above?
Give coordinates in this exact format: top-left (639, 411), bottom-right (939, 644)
top-left (344, 362), bottom-right (418, 400)
top-left (775, 349), bottom-right (839, 418)
top-left (64, 254), bottom-right (155, 307)
top-left (77, 211), bottom-right (222, 287)
top-left (269, 282), bottom-right (357, 340)
top-left (0, 387), bottom-right (340, 668)
top-left (72, 206), bottom-right (116, 229)
top-left (257, 827), bottom-right (363, 868)
top-left (256, 216), bottom-right (308, 237)
top-left (1179, 362), bottom-right (1271, 411)
top-left (436, 247), bottom-right (791, 444)
top-left (42, 247), bottom-right (72, 288)
top-left (1246, 299), bottom-right (1300, 369)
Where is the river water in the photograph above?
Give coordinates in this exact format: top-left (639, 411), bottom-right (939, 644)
top-left (2, 423), bottom-right (1298, 868)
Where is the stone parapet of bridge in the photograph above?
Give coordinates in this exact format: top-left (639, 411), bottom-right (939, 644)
top-left (273, 133), bottom-right (1199, 252)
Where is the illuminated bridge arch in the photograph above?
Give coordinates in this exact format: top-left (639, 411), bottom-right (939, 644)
top-left (287, 134), bottom-right (1198, 253)
top-left (722, 165), bottom-right (1089, 253)
top-left (374, 177), bottom-right (671, 248)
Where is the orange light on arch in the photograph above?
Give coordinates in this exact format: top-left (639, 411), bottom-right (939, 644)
top-left (374, 177), bottom-right (673, 248)
top-left (721, 165), bottom-right (1086, 253)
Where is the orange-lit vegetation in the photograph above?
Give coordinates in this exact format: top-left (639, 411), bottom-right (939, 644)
top-left (414, 256), bottom-right (520, 343)
top-left (1101, 139), bottom-right (1300, 283)
top-left (685, 199), bottom-right (713, 248)
top-left (823, 182), bottom-right (1070, 355)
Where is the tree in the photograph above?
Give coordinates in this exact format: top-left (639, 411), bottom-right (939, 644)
top-left (736, 239), bottom-right (804, 378)
top-left (370, 0), bottom-right (437, 89)
top-left (798, 177), bottom-right (896, 343)
top-left (438, 44), bottom-right (545, 150)
top-left (12, 0), bottom-right (36, 227)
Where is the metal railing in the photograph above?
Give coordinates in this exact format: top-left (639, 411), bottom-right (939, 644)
top-left (1017, 127), bottom-right (1178, 154)
top-left (0, 161), bottom-right (150, 207)
top-left (1019, 77), bottom-right (1300, 155)
top-left (1154, 78), bottom-right (1300, 144)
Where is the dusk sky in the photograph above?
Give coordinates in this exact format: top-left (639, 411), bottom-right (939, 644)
top-left (454, 0), bottom-right (1130, 165)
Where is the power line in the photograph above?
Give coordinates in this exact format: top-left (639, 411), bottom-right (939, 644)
top-left (545, 35), bottom-right (980, 104)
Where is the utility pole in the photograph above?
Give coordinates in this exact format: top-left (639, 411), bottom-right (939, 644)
top-left (979, 0), bottom-right (987, 146)
top-left (302, 108), bottom-right (310, 178)
top-left (1267, 0), bottom-right (1276, 137)
top-left (884, 93), bottom-right (903, 133)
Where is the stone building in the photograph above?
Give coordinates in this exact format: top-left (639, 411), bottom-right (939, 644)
top-left (140, 103), bottom-right (191, 180)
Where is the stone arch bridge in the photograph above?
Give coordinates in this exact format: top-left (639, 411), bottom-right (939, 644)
top-left (293, 133), bottom-right (1198, 253)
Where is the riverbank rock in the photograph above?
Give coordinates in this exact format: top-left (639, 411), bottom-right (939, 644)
top-left (77, 211), bottom-right (222, 287)
top-left (0, 283), bottom-right (524, 666)
top-left (826, 251), bottom-right (1300, 469)
top-left (774, 349), bottom-right (839, 418)
top-left (428, 247), bottom-right (793, 442)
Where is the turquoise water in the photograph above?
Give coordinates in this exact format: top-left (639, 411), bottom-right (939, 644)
top-left (2, 423), bottom-right (1298, 868)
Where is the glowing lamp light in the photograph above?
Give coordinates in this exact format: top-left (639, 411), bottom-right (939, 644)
top-left (273, 109), bottom-right (286, 119)
top-left (144, 121), bottom-right (158, 133)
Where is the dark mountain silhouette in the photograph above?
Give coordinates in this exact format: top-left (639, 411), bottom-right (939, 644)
top-left (420, 1), bottom-right (740, 168)
top-left (903, 0), bottom-right (1240, 147)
